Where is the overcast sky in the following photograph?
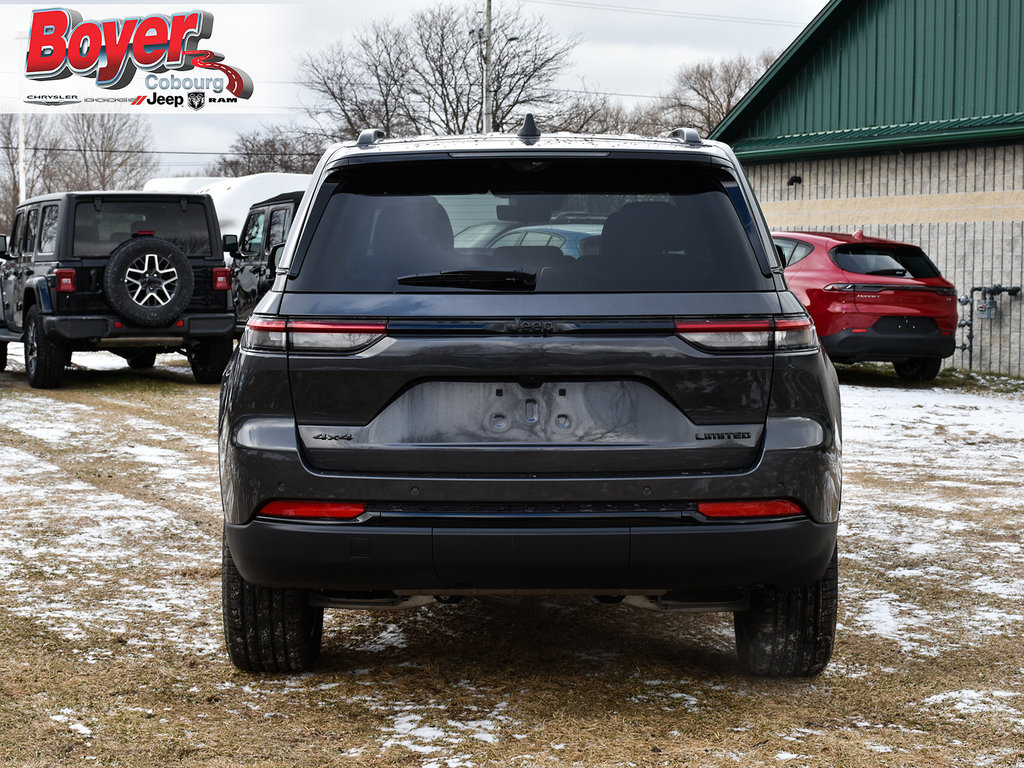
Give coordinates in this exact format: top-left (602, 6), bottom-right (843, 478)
top-left (3, 0), bottom-right (830, 175)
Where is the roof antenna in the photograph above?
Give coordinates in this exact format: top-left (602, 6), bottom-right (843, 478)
top-left (518, 113), bottom-right (541, 145)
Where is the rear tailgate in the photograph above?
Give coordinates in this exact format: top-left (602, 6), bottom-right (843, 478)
top-left (846, 275), bottom-right (958, 329)
top-left (281, 292), bottom-right (781, 476)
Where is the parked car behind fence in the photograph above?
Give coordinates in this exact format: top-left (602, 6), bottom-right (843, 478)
top-left (773, 230), bottom-right (958, 382)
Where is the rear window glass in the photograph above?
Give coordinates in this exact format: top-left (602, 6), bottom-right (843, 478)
top-left (290, 158), bottom-right (771, 293)
top-left (73, 201), bottom-right (211, 257)
top-left (832, 244), bottom-right (941, 278)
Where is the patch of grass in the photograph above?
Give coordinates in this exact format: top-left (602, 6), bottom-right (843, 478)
top-left (835, 361), bottom-right (1024, 395)
top-left (2, 357), bottom-right (1024, 767)
top-left (933, 366), bottom-right (1024, 395)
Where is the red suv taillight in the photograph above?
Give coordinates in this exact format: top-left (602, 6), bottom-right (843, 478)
top-left (675, 316), bottom-right (817, 352)
top-left (242, 316), bottom-right (388, 353)
top-left (212, 267), bottom-right (232, 291)
top-left (54, 268), bottom-right (76, 293)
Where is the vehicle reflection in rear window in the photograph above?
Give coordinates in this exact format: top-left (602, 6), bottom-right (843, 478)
top-left (291, 158), bottom-right (772, 293)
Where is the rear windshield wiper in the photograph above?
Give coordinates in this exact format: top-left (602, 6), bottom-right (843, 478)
top-left (396, 268), bottom-right (537, 290)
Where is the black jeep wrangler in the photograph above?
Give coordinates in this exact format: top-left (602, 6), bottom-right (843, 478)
top-left (0, 191), bottom-right (237, 387)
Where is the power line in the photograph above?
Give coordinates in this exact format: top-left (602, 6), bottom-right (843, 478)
top-left (0, 144), bottom-right (320, 158)
top-left (522, 0), bottom-right (804, 28)
top-left (550, 86), bottom-right (661, 100)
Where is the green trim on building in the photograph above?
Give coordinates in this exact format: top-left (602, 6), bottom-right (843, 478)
top-left (711, 0), bottom-right (1024, 159)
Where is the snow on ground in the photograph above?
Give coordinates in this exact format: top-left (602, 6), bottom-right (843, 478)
top-left (0, 444), bottom-right (221, 658)
top-left (0, 350), bottom-right (223, 659)
top-left (2, 365), bottom-right (1024, 758)
top-left (838, 385), bottom-right (1024, 663)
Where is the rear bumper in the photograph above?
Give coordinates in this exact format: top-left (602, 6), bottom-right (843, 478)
top-left (220, 412), bottom-right (842, 594)
top-left (43, 313), bottom-right (235, 341)
top-left (225, 516), bottom-right (838, 593)
top-left (822, 326), bottom-right (956, 363)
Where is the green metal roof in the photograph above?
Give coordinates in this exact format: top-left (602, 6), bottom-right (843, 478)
top-left (711, 0), bottom-right (1024, 159)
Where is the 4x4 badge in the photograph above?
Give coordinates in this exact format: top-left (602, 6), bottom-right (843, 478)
top-left (313, 433), bottom-right (354, 441)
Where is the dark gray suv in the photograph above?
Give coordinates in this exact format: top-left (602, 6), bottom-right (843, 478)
top-left (219, 123), bottom-right (842, 676)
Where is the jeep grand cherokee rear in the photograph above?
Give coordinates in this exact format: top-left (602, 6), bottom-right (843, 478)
top-left (219, 125), bottom-right (842, 677)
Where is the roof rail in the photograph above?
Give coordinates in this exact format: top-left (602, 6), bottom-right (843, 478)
top-left (357, 128), bottom-right (385, 147)
top-left (666, 127), bottom-right (703, 147)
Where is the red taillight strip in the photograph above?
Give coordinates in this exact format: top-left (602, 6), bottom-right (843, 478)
top-left (698, 500), bottom-right (805, 519)
top-left (247, 317), bottom-right (287, 332)
top-left (287, 320), bottom-right (388, 334)
top-left (674, 319), bottom-right (772, 334)
top-left (774, 317), bottom-right (814, 332)
top-left (260, 501), bottom-right (367, 520)
top-left (825, 283), bottom-right (956, 295)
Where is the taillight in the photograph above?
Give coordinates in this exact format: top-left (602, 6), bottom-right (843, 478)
top-left (675, 316), bottom-right (817, 352)
top-left (698, 500), bottom-right (805, 519)
top-left (773, 317), bottom-right (818, 350)
top-left (287, 320), bottom-right (387, 351)
top-left (241, 316), bottom-right (387, 353)
top-left (823, 283), bottom-right (859, 292)
top-left (241, 317), bottom-right (287, 351)
top-left (54, 268), bottom-right (76, 293)
top-left (674, 319), bottom-right (773, 350)
top-left (259, 501), bottom-right (367, 521)
top-left (212, 267), bottom-right (232, 291)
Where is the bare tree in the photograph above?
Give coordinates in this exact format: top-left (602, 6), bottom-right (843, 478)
top-left (207, 124), bottom-right (326, 176)
top-left (53, 113), bottom-right (160, 191)
top-left (303, 24), bottom-right (424, 141)
top-left (542, 87), bottom-right (665, 136)
top-left (299, 1), bottom-right (579, 140)
top-left (479, 5), bottom-right (579, 132)
top-left (0, 114), bottom-right (65, 233)
top-left (662, 49), bottom-right (776, 136)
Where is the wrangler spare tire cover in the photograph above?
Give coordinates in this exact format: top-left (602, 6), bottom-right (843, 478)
top-left (104, 237), bottom-right (194, 327)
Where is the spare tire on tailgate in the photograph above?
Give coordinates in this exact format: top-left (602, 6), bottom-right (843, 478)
top-left (104, 237), bottom-right (194, 327)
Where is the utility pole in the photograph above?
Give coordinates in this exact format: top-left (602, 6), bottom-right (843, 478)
top-left (482, 0), bottom-right (493, 133)
top-left (14, 29), bottom-right (27, 202)
top-left (18, 113), bottom-right (26, 203)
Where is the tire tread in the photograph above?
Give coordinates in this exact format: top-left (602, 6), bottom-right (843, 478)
top-left (734, 546), bottom-right (838, 677)
top-left (221, 535), bottom-right (323, 673)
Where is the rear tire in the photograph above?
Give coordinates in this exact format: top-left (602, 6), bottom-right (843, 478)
top-left (188, 336), bottom-right (233, 383)
top-left (893, 356), bottom-right (942, 382)
top-left (24, 306), bottom-right (67, 389)
top-left (0, 342), bottom-right (7, 370)
top-left (222, 533), bottom-right (323, 673)
top-left (734, 546), bottom-right (838, 677)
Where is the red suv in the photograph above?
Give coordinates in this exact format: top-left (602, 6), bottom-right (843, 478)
top-left (773, 230), bottom-right (958, 381)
